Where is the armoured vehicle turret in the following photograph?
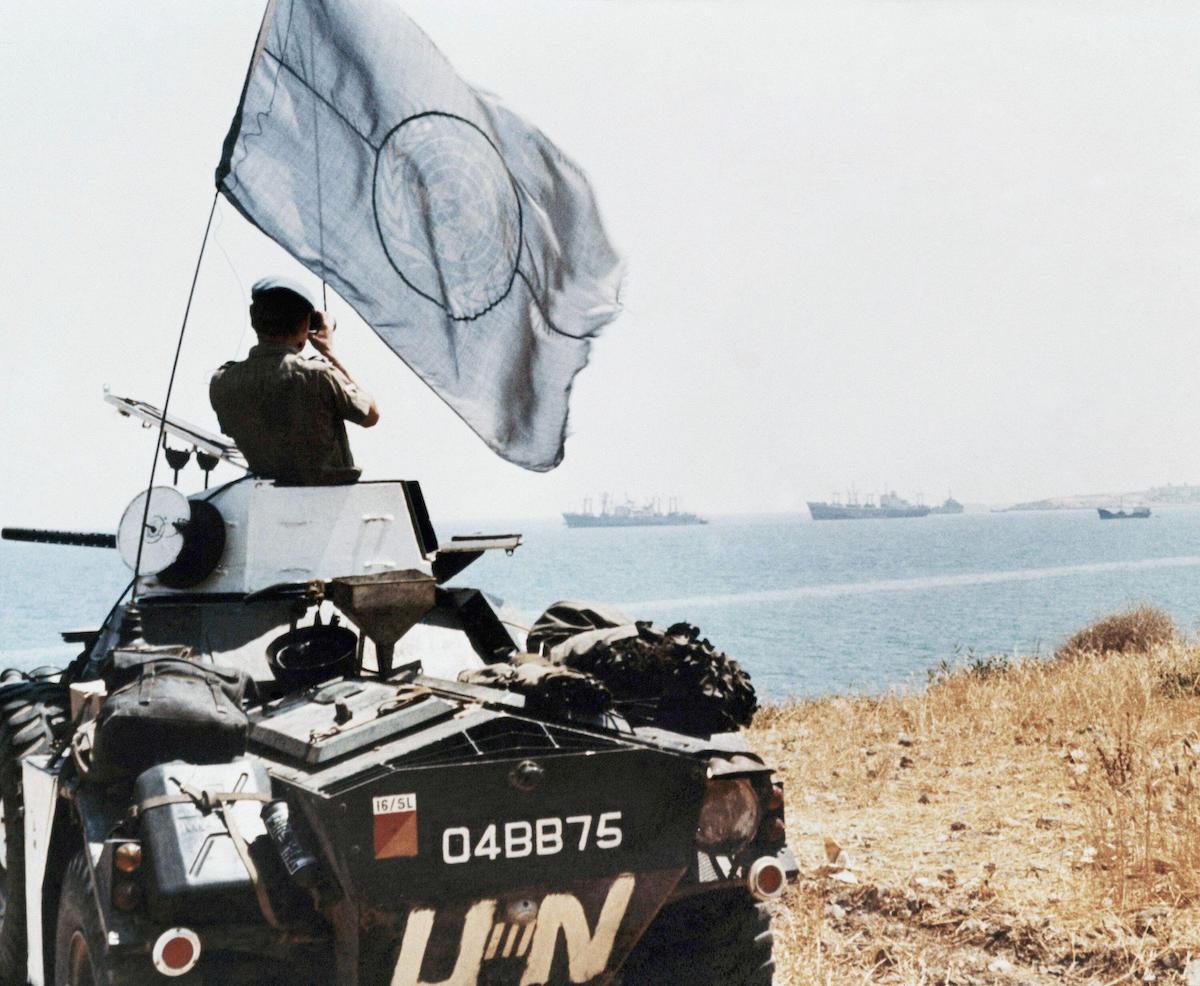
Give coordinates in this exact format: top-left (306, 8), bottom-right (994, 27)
top-left (0, 397), bottom-right (796, 986)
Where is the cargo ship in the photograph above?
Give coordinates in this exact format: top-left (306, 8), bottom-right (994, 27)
top-left (807, 491), bottom-right (930, 521)
top-left (563, 495), bottom-right (707, 528)
top-left (930, 495), bottom-right (964, 515)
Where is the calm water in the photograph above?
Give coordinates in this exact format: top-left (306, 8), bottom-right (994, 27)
top-left (5, 508), bottom-right (1200, 702)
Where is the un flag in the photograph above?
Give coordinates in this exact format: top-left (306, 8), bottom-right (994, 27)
top-left (218, 0), bottom-right (623, 470)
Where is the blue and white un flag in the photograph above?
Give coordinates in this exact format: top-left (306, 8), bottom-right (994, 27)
top-left (217, 0), bottom-right (623, 471)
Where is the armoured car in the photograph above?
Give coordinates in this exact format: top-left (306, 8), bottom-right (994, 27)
top-left (0, 402), bottom-right (795, 986)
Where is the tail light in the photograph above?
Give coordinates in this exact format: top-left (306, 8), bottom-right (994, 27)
top-left (111, 881), bottom-right (141, 912)
top-left (767, 782), bottom-right (784, 812)
top-left (114, 842), bottom-right (142, 874)
top-left (758, 781), bottom-right (787, 847)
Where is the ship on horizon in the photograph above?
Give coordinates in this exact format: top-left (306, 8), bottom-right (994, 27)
top-left (808, 490), bottom-right (931, 521)
top-left (563, 494), bottom-right (707, 528)
top-left (1098, 506), bottom-right (1150, 520)
top-left (930, 494), bottom-right (964, 515)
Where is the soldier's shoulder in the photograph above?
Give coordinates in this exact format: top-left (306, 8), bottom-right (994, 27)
top-left (210, 360), bottom-right (239, 382)
top-left (295, 355), bottom-right (343, 382)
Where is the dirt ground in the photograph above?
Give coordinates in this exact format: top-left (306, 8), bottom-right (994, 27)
top-left (746, 621), bottom-right (1200, 985)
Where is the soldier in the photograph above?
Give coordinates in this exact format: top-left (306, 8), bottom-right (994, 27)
top-left (210, 277), bottom-right (380, 485)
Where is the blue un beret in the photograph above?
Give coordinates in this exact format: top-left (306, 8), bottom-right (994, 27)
top-left (250, 276), bottom-right (319, 312)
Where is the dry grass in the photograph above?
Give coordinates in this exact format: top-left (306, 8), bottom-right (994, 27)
top-left (1056, 605), bottom-right (1179, 660)
top-left (748, 611), bottom-right (1200, 984)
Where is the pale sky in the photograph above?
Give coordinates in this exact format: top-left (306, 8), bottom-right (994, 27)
top-left (2, 1), bottom-right (1197, 528)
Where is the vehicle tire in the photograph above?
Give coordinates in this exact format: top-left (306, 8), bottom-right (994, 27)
top-left (53, 851), bottom-right (106, 986)
top-left (0, 680), bottom-right (69, 985)
top-left (618, 890), bottom-right (775, 986)
top-left (56, 850), bottom-right (318, 986)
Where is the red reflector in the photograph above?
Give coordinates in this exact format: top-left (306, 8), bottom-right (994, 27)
top-left (152, 928), bottom-right (201, 977)
top-left (768, 784), bottom-right (784, 812)
top-left (161, 937), bottom-right (194, 970)
top-left (757, 863), bottom-right (784, 896)
top-left (747, 857), bottom-right (788, 900)
top-left (764, 816), bottom-right (787, 845)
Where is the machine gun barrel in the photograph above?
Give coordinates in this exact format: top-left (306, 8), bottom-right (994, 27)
top-left (2, 527), bottom-right (116, 549)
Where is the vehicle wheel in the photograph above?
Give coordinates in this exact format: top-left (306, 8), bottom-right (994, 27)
top-left (0, 681), bottom-right (69, 985)
top-left (618, 890), bottom-right (775, 986)
top-left (56, 850), bottom-right (321, 986)
top-left (53, 851), bottom-right (107, 986)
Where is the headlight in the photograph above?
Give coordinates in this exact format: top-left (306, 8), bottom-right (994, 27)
top-left (696, 778), bottom-right (762, 852)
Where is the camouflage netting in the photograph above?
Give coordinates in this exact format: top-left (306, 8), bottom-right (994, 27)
top-left (458, 659), bottom-right (612, 719)
top-left (525, 601), bottom-right (758, 736)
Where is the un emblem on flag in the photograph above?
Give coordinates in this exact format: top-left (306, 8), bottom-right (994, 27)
top-left (373, 112), bottom-right (523, 321)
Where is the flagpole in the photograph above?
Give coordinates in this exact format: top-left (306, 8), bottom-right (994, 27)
top-left (308, 25), bottom-right (328, 312)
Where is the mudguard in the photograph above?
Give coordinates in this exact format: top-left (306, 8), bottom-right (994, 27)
top-left (22, 756), bottom-right (58, 986)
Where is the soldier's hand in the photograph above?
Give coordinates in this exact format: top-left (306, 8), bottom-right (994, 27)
top-left (307, 310), bottom-right (337, 357)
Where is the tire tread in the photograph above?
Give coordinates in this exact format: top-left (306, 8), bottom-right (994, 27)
top-left (0, 678), bottom-right (69, 986)
top-left (619, 889), bottom-right (775, 986)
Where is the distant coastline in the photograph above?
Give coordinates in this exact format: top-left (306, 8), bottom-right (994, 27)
top-left (1001, 482), bottom-right (1200, 512)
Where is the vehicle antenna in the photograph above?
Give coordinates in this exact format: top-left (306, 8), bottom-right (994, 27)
top-left (131, 190), bottom-right (220, 600)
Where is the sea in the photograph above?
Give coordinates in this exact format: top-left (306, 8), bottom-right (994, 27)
top-left (5, 508), bottom-right (1200, 704)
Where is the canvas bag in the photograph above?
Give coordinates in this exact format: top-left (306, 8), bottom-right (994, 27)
top-left (92, 650), bottom-right (250, 776)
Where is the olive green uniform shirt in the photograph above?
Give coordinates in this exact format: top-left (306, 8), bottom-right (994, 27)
top-left (210, 342), bottom-right (374, 485)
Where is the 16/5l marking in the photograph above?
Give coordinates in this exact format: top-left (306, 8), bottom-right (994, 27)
top-left (442, 812), bottom-right (623, 865)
